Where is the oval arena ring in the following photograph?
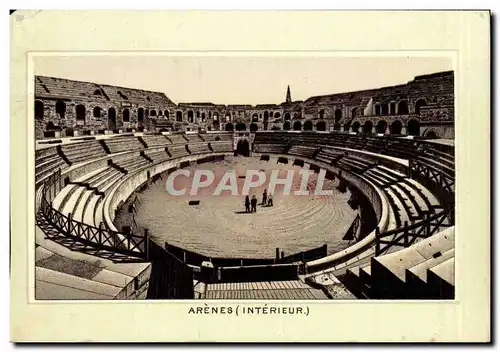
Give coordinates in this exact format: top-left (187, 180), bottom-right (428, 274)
top-left (34, 72), bottom-right (455, 300)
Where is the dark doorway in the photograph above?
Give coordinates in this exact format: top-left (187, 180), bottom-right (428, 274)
top-left (303, 120), bottom-right (313, 131)
top-left (123, 108), bottom-right (130, 122)
top-left (425, 130), bottom-right (438, 138)
top-left (55, 100), bottom-right (66, 118)
top-left (352, 121), bottom-right (360, 133)
top-left (236, 123), bottom-right (246, 131)
top-left (390, 120), bottom-right (403, 135)
top-left (293, 121), bottom-right (302, 131)
top-left (35, 100), bottom-right (44, 120)
top-left (407, 119), bottom-right (420, 136)
top-left (414, 99), bottom-right (427, 115)
top-left (316, 120), bottom-right (326, 131)
top-left (108, 107), bottom-right (117, 130)
top-left (283, 121), bottom-right (291, 130)
top-left (250, 123), bottom-right (258, 132)
top-left (236, 139), bottom-right (250, 157)
top-left (176, 111), bottom-right (183, 122)
top-left (397, 101), bottom-right (409, 115)
top-left (363, 121), bottom-right (373, 134)
top-left (225, 123), bottom-right (234, 132)
top-left (76, 104), bottom-right (86, 122)
top-left (138, 108), bottom-right (144, 122)
top-left (377, 120), bottom-right (387, 134)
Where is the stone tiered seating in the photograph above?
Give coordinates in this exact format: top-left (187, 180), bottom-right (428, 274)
top-left (188, 143), bottom-right (211, 155)
top-left (210, 141), bottom-right (233, 153)
top-left (114, 155), bottom-right (152, 173)
top-left (104, 137), bottom-right (144, 154)
top-left (35, 147), bottom-right (68, 182)
top-left (287, 146), bottom-right (317, 159)
top-left (169, 145), bottom-right (190, 159)
top-left (61, 141), bottom-right (107, 164)
top-left (314, 148), bottom-right (343, 165)
top-left (144, 148), bottom-right (170, 163)
top-left (141, 134), bottom-right (170, 148)
top-left (343, 227), bottom-right (455, 299)
top-left (184, 134), bottom-right (203, 143)
top-left (336, 155), bottom-right (373, 174)
top-left (166, 134), bottom-right (186, 145)
top-left (201, 133), bottom-right (232, 142)
top-left (254, 143), bottom-right (286, 154)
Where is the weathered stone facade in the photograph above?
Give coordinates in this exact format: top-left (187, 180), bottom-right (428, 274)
top-left (35, 70), bottom-right (454, 139)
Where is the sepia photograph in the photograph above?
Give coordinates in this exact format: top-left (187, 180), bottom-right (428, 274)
top-left (33, 55), bottom-right (456, 301)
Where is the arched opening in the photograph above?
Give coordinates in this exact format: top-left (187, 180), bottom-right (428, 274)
top-left (318, 109), bottom-right (325, 119)
top-left (225, 123), bottom-right (234, 132)
top-left (351, 121), bottom-right (360, 133)
top-left (236, 139), bottom-right (250, 157)
top-left (213, 112), bottom-right (219, 121)
top-left (335, 109), bottom-right (342, 124)
top-left (93, 89), bottom-right (102, 96)
top-left (390, 120), bottom-right (403, 135)
top-left (145, 109), bottom-right (149, 117)
top-left (55, 100), bottom-right (66, 118)
top-left (252, 114), bottom-right (258, 122)
top-left (75, 104), bottom-right (86, 121)
top-left (316, 120), bottom-right (326, 131)
top-left (390, 102), bottom-right (396, 115)
top-left (381, 103), bottom-right (389, 115)
top-left (351, 108), bottom-right (358, 118)
top-left (293, 121), bottom-right (302, 131)
top-left (283, 121), bottom-right (291, 130)
top-left (122, 108), bottom-right (130, 122)
top-left (188, 110), bottom-right (194, 123)
top-left (213, 120), bottom-right (220, 130)
top-left (407, 119), bottom-right (420, 136)
top-left (375, 105), bottom-right (381, 116)
top-left (201, 112), bottom-right (206, 122)
top-left (250, 123), bottom-right (258, 132)
top-left (425, 130), bottom-right (438, 138)
top-left (303, 120), bottom-right (313, 131)
top-left (343, 123), bottom-right (351, 132)
top-left (164, 110), bottom-right (169, 118)
top-left (159, 110), bottom-right (163, 116)
top-left (150, 110), bottom-right (157, 117)
top-left (138, 108), bottom-right (144, 122)
top-left (362, 120), bottom-right (373, 134)
top-left (93, 106), bottom-right (101, 118)
top-left (397, 100), bottom-right (409, 115)
top-left (263, 111), bottom-right (269, 121)
top-left (44, 121), bottom-right (61, 138)
top-left (236, 123), bottom-right (246, 131)
top-left (284, 112), bottom-right (291, 121)
top-left (376, 120), bottom-right (387, 134)
top-left (274, 112), bottom-right (281, 119)
top-left (225, 112), bottom-right (231, 123)
top-left (108, 108), bottom-right (117, 130)
top-left (414, 99), bottom-right (427, 115)
top-left (35, 100), bottom-right (44, 120)
top-left (176, 111), bottom-right (183, 122)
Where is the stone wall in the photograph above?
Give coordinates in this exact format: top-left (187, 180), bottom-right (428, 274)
top-left (35, 70), bottom-right (455, 139)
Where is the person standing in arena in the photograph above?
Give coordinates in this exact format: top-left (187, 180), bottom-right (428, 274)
top-left (267, 194), bottom-right (274, 207)
top-left (245, 195), bottom-right (251, 213)
top-left (251, 195), bottom-right (258, 213)
top-left (262, 189), bottom-right (268, 205)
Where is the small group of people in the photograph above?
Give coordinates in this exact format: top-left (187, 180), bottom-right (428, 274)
top-left (244, 189), bottom-right (273, 213)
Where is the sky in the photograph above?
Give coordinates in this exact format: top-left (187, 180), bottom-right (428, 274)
top-left (34, 55), bottom-right (453, 105)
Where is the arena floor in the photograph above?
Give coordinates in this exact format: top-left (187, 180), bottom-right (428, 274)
top-left (131, 157), bottom-right (358, 259)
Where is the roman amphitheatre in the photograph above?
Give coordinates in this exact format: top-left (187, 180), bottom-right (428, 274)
top-left (34, 70), bottom-right (455, 300)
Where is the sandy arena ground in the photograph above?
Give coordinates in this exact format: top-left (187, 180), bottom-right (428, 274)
top-left (133, 157), bottom-right (358, 259)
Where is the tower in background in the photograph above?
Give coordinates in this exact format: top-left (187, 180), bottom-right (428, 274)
top-left (285, 85), bottom-right (292, 103)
